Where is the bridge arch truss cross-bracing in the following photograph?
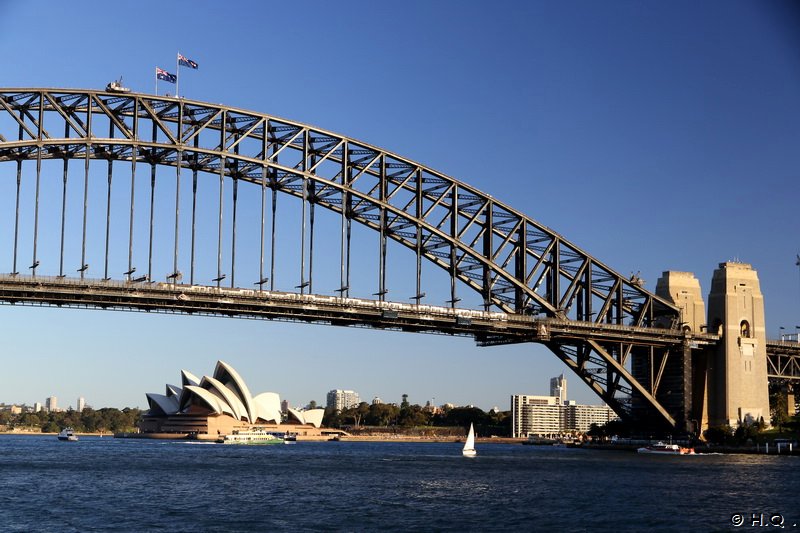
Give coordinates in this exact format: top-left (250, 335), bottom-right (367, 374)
top-left (0, 88), bottom-right (685, 429)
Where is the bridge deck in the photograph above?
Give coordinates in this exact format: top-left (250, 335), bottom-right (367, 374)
top-left (0, 274), bottom-right (706, 348)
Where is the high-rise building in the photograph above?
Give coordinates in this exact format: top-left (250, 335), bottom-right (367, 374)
top-left (512, 374), bottom-right (617, 437)
top-left (45, 396), bottom-right (57, 413)
top-left (33, 402), bottom-right (42, 413)
top-left (511, 395), bottom-right (562, 438)
top-left (326, 390), bottom-right (360, 411)
top-left (550, 374), bottom-right (567, 405)
top-left (563, 404), bottom-right (616, 432)
top-left (77, 397), bottom-right (86, 412)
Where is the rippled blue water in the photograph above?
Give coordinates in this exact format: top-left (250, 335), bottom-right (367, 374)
top-left (1, 435), bottom-right (799, 532)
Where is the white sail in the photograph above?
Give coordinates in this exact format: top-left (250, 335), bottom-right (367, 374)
top-left (462, 423), bottom-right (476, 457)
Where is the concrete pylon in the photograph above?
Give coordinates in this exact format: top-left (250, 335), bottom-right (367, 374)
top-left (655, 271), bottom-right (707, 434)
top-left (707, 262), bottom-right (770, 428)
top-left (655, 271), bottom-right (706, 333)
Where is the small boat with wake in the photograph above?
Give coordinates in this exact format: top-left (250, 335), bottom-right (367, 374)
top-left (217, 428), bottom-right (290, 445)
top-left (57, 428), bottom-right (78, 442)
top-left (637, 442), bottom-right (694, 455)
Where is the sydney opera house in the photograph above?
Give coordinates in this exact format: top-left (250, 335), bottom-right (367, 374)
top-left (139, 360), bottom-right (334, 440)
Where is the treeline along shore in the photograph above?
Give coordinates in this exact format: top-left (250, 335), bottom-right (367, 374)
top-left (0, 407), bottom-right (142, 434)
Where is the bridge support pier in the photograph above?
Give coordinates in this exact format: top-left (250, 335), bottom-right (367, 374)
top-left (654, 265), bottom-right (771, 434)
top-left (707, 262), bottom-right (771, 429)
top-left (644, 271), bottom-right (707, 434)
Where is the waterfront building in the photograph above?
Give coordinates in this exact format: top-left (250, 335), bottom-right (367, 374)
top-left (45, 396), bottom-right (57, 413)
top-left (512, 376), bottom-right (618, 437)
top-left (327, 389), bottom-right (361, 411)
top-left (511, 395), bottom-right (562, 438)
top-left (77, 397), bottom-right (86, 412)
top-left (372, 397), bottom-right (382, 405)
top-left (33, 402), bottom-right (42, 413)
top-left (139, 360), bottom-right (334, 440)
top-left (563, 404), bottom-right (616, 432)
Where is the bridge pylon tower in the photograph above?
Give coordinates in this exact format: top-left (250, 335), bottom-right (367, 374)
top-left (706, 262), bottom-right (770, 429)
top-left (648, 271), bottom-right (707, 435)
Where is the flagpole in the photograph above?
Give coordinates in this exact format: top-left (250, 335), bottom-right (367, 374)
top-left (155, 68), bottom-right (158, 95)
top-left (176, 52), bottom-right (180, 98)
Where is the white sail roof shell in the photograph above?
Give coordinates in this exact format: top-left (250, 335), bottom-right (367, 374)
top-left (213, 361), bottom-right (257, 423)
top-left (146, 393), bottom-right (180, 415)
top-left (302, 408), bottom-right (325, 428)
top-left (253, 392), bottom-right (282, 424)
top-left (203, 376), bottom-right (250, 422)
top-left (181, 385), bottom-right (229, 416)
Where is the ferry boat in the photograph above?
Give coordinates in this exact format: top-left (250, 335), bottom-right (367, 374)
top-left (57, 428), bottom-right (78, 442)
top-left (217, 429), bottom-right (286, 445)
top-left (637, 442), bottom-right (694, 455)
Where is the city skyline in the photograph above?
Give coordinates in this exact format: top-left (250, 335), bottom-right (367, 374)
top-left (2, 372), bottom-right (618, 414)
top-left (0, 1), bottom-right (798, 411)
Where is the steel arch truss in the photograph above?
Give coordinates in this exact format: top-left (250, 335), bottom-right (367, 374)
top-left (0, 88), bottom-right (684, 428)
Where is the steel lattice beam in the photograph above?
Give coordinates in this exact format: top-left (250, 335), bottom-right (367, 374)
top-left (0, 87), bottom-right (719, 430)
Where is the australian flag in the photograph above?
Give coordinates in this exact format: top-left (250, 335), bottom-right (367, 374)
top-left (178, 53), bottom-right (199, 69)
top-left (156, 67), bottom-right (176, 83)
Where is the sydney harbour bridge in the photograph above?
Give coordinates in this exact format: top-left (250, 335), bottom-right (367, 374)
top-left (0, 88), bottom-right (797, 433)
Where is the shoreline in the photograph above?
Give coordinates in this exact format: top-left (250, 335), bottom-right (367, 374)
top-left (0, 431), bottom-right (520, 444)
top-left (0, 431), bottom-right (111, 437)
top-left (3, 432), bottom-right (797, 454)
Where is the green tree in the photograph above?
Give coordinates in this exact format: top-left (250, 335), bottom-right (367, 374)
top-left (42, 420), bottom-right (60, 433)
top-left (365, 403), bottom-right (399, 426)
top-left (352, 402), bottom-right (370, 428)
top-left (322, 406), bottom-right (343, 427)
top-left (771, 389), bottom-right (790, 430)
top-left (704, 425), bottom-right (733, 445)
top-left (397, 404), bottom-right (429, 427)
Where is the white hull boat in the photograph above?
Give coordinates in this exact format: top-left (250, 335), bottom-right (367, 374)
top-left (57, 428), bottom-right (78, 442)
top-left (637, 442), bottom-right (694, 455)
top-left (462, 423), bottom-right (477, 457)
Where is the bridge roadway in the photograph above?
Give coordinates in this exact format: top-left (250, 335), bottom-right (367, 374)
top-left (3, 274), bottom-right (797, 382)
top-left (0, 274), bottom-right (708, 346)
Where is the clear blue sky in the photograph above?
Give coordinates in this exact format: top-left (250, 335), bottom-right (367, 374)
top-left (0, 0), bottom-right (798, 411)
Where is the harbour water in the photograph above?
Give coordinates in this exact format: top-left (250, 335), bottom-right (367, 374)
top-left (1, 435), bottom-right (799, 532)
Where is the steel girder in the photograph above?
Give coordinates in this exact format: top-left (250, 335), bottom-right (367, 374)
top-left (0, 88), bottom-right (685, 428)
top-left (766, 341), bottom-right (800, 381)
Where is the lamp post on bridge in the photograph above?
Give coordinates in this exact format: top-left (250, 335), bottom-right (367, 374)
top-left (780, 326), bottom-right (785, 341)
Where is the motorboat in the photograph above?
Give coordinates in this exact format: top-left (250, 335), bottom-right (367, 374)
top-left (637, 442), bottom-right (694, 455)
top-left (57, 428), bottom-right (78, 442)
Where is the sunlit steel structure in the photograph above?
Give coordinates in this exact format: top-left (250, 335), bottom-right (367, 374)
top-left (0, 88), bottom-right (797, 432)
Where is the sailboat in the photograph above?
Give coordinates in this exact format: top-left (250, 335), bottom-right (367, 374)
top-left (462, 423), bottom-right (477, 457)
